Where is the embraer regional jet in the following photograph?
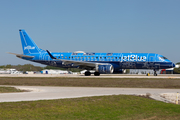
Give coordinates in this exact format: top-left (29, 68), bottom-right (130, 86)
top-left (9, 30), bottom-right (175, 76)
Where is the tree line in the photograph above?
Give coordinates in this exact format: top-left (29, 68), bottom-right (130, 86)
top-left (0, 64), bottom-right (81, 72)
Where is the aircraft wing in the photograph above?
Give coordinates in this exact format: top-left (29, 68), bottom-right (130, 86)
top-left (46, 50), bottom-right (105, 68)
top-left (7, 52), bottom-right (34, 58)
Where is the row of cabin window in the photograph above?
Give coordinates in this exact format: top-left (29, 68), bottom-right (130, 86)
top-left (55, 56), bottom-right (145, 60)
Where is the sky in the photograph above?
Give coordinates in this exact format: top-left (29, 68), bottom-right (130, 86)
top-left (0, 0), bottom-right (180, 66)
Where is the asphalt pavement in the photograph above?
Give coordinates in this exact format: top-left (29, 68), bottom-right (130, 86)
top-left (0, 74), bottom-right (180, 78)
top-left (0, 86), bottom-right (180, 103)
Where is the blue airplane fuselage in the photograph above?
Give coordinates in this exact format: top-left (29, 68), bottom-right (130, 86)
top-left (22, 52), bottom-right (174, 72)
top-left (10, 29), bottom-right (175, 76)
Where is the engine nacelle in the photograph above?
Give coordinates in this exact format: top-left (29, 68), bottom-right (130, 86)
top-left (95, 65), bottom-right (114, 74)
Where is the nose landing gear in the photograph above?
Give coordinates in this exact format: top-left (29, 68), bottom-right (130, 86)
top-left (153, 69), bottom-right (158, 76)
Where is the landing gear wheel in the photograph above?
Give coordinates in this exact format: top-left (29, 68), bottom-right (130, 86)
top-left (85, 71), bottom-right (91, 76)
top-left (94, 72), bottom-right (100, 76)
top-left (153, 69), bottom-right (158, 76)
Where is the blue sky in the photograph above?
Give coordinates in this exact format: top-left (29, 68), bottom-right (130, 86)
top-left (0, 0), bottom-right (180, 66)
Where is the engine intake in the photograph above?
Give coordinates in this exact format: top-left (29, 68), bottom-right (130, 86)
top-left (95, 65), bottom-right (114, 74)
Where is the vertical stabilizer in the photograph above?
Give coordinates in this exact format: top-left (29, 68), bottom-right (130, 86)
top-left (19, 29), bottom-right (42, 54)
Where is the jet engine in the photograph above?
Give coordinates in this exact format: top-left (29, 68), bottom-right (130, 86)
top-left (95, 65), bottom-right (114, 74)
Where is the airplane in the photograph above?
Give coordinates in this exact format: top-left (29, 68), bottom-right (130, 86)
top-left (8, 29), bottom-right (175, 76)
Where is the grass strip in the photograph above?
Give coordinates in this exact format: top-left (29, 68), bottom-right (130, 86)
top-left (0, 87), bottom-right (26, 93)
top-left (0, 77), bottom-right (180, 88)
top-left (0, 95), bottom-right (180, 120)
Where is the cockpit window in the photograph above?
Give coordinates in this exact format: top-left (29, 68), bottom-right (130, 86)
top-left (159, 56), bottom-right (168, 60)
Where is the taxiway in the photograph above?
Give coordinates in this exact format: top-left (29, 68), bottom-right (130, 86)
top-left (0, 86), bottom-right (180, 103)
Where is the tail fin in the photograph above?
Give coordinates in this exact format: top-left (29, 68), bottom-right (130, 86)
top-left (19, 29), bottom-right (43, 54)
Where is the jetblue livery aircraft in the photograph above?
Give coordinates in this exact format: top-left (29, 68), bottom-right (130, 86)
top-left (9, 30), bottom-right (175, 76)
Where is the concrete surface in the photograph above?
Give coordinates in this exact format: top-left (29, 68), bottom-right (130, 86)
top-left (0, 74), bottom-right (180, 78)
top-left (0, 86), bottom-right (180, 103)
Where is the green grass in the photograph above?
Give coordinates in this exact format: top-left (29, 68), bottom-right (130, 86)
top-left (0, 95), bottom-right (180, 120)
top-left (0, 87), bottom-right (26, 93)
top-left (0, 77), bottom-right (180, 88)
top-left (1, 77), bottom-right (180, 119)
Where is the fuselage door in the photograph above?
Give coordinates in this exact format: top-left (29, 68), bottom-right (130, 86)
top-left (46, 55), bottom-right (50, 61)
top-left (148, 54), bottom-right (155, 62)
top-left (149, 56), bottom-right (154, 62)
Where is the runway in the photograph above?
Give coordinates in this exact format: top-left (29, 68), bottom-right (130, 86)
top-left (0, 86), bottom-right (180, 103)
top-left (0, 74), bottom-right (180, 78)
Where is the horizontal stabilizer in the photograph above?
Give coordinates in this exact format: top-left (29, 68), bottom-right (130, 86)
top-left (7, 52), bottom-right (34, 58)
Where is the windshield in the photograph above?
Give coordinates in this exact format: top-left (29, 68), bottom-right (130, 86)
top-left (159, 56), bottom-right (168, 60)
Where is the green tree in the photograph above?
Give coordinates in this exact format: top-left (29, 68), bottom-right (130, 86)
top-left (44, 66), bottom-right (81, 72)
top-left (44, 66), bottom-right (66, 70)
top-left (173, 67), bottom-right (180, 74)
top-left (125, 69), bottom-right (130, 74)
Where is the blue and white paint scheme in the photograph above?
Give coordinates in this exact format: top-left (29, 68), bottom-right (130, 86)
top-left (9, 29), bottom-right (175, 76)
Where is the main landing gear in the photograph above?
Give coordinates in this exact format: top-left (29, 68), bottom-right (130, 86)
top-left (85, 71), bottom-right (91, 76)
top-left (84, 71), bottom-right (100, 76)
top-left (94, 72), bottom-right (100, 76)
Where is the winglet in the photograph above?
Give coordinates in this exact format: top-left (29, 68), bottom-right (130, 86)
top-left (46, 50), bottom-right (56, 59)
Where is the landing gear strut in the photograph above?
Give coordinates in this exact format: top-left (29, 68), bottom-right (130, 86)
top-left (153, 69), bottom-right (157, 76)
